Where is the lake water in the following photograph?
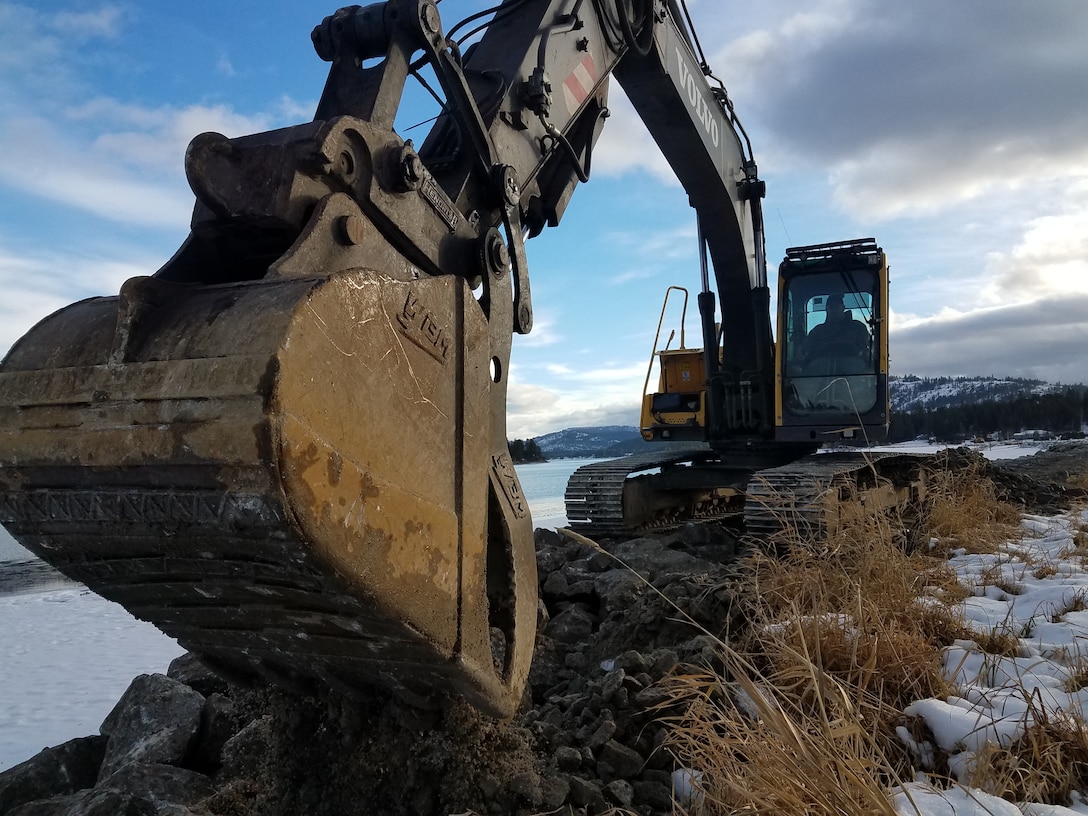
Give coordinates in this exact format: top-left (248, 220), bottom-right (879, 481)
top-left (513, 456), bottom-right (598, 528)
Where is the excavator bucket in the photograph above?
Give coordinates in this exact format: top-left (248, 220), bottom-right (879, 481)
top-left (0, 189), bottom-right (537, 717)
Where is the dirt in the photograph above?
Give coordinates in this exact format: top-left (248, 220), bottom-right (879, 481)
top-left (974, 440), bottom-right (1088, 514)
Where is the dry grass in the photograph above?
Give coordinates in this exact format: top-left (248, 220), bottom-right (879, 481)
top-left (1064, 656), bottom-right (1088, 693)
top-left (920, 461), bottom-right (1021, 552)
top-left (652, 460), bottom-right (1088, 814)
top-left (970, 701), bottom-right (1088, 804)
top-left (1068, 518), bottom-right (1088, 558)
top-left (660, 673), bottom-right (899, 815)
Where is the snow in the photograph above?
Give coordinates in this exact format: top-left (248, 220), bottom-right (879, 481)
top-left (889, 507), bottom-right (1088, 814)
top-left (889, 377), bottom-right (1059, 414)
top-left (2, 443), bottom-right (1087, 815)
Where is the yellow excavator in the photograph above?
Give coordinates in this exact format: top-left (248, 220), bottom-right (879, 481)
top-left (0, 0), bottom-right (915, 718)
top-left (565, 237), bottom-right (898, 537)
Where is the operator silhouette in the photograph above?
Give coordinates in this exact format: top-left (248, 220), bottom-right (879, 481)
top-left (802, 293), bottom-right (869, 364)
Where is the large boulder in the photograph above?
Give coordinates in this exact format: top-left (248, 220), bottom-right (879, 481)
top-left (98, 674), bottom-right (205, 781)
top-left (8, 787), bottom-right (157, 816)
top-left (98, 763), bottom-right (212, 810)
top-left (0, 736), bottom-right (106, 814)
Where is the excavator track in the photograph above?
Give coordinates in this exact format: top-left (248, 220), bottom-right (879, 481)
top-left (565, 447), bottom-right (717, 537)
top-left (566, 450), bottom-right (930, 543)
top-left (745, 451), bottom-right (930, 543)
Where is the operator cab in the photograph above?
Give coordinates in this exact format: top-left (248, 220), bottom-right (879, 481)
top-left (776, 239), bottom-right (889, 444)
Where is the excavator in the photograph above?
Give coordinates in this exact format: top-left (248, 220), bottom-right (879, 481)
top-left (565, 237), bottom-right (897, 537)
top-left (0, 0), bottom-right (918, 719)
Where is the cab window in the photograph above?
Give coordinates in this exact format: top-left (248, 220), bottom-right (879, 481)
top-left (782, 272), bottom-right (878, 416)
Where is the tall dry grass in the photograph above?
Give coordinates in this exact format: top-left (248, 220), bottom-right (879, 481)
top-left (919, 459), bottom-right (1021, 552)
top-left (653, 457), bottom-right (1083, 815)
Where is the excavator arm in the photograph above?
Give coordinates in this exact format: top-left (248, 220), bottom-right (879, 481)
top-left (0, 0), bottom-right (769, 715)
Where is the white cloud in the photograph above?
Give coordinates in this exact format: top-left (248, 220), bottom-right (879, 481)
top-left (217, 53), bottom-right (236, 78)
top-left (49, 5), bottom-right (123, 39)
top-left (0, 115), bottom-right (193, 228)
top-left (591, 85), bottom-right (675, 185)
top-left (506, 360), bottom-right (647, 438)
top-left (0, 3), bottom-right (296, 231)
top-left (506, 378), bottom-right (639, 439)
top-left (0, 245), bottom-right (155, 355)
top-left (890, 294), bottom-right (1088, 384)
top-left (828, 137), bottom-right (1088, 223)
top-left (712, 1), bottom-right (1088, 226)
top-left (982, 205), bottom-right (1088, 303)
top-left (514, 313), bottom-right (562, 348)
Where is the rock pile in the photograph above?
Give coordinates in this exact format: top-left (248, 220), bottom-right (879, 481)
top-left (0, 525), bottom-right (746, 816)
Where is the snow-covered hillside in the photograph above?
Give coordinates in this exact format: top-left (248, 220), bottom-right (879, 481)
top-left (890, 376), bottom-right (1061, 413)
top-left (533, 425), bottom-right (644, 458)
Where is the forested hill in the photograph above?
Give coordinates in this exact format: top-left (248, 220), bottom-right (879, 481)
top-left (889, 377), bottom-right (1086, 442)
top-left (532, 426), bottom-right (646, 459)
top-left (890, 376), bottom-right (1062, 412)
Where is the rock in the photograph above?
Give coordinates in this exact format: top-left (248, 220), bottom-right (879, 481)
top-left (534, 529), bottom-right (571, 574)
top-left (567, 776), bottom-right (606, 811)
top-left (648, 648), bottom-right (680, 677)
top-left (540, 775), bottom-right (571, 810)
top-left (604, 778), bottom-right (635, 806)
top-left (586, 550), bottom-right (613, 572)
top-left (579, 714), bottom-right (617, 750)
top-left (542, 570), bottom-right (569, 596)
top-left (597, 740), bottom-right (644, 780)
top-left (505, 770), bottom-right (543, 807)
top-left (635, 779), bottom-right (676, 811)
top-left (593, 569), bottom-right (644, 612)
top-left (561, 579), bottom-right (597, 598)
top-left (545, 605), bottom-right (595, 644)
top-left (217, 715), bottom-right (275, 780)
top-left (8, 788), bottom-right (157, 816)
top-left (536, 598), bottom-right (551, 630)
top-left (555, 746), bottom-right (582, 771)
top-left (167, 653), bottom-right (240, 698)
top-left (0, 736), bottom-right (106, 814)
top-left (680, 522), bottom-right (714, 546)
top-left (98, 674), bottom-right (205, 781)
top-left (563, 651), bottom-right (589, 673)
top-left (98, 763), bottom-right (213, 810)
top-left (563, 557), bottom-right (605, 582)
top-left (599, 668), bottom-right (625, 703)
top-left (615, 650), bottom-right (649, 675)
top-left (9, 520), bottom-right (741, 814)
top-left (634, 685), bottom-right (673, 710)
top-left (192, 693), bottom-right (238, 770)
top-left (608, 539), bottom-right (708, 581)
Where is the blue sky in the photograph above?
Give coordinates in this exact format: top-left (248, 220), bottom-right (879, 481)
top-left (2, 1), bottom-right (1087, 439)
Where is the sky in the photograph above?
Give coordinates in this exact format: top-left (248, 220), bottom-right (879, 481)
top-left (1, 1), bottom-right (1087, 440)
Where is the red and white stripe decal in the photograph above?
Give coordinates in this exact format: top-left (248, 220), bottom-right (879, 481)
top-left (562, 54), bottom-right (598, 113)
